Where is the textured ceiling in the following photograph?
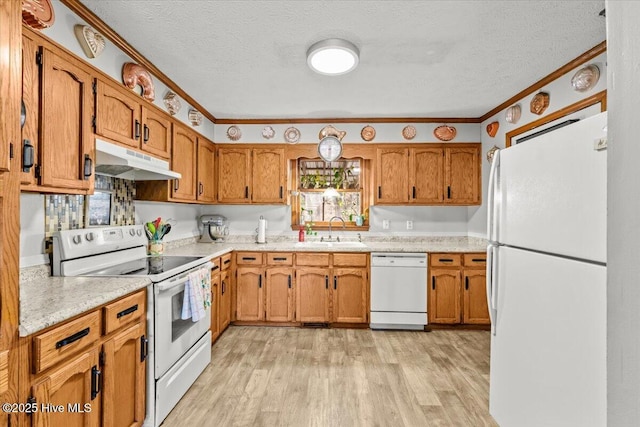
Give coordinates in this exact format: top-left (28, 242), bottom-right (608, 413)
top-left (79, 0), bottom-right (606, 120)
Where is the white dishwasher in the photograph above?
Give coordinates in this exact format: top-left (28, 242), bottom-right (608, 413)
top-left (370, 253), bottom-right (428, 330)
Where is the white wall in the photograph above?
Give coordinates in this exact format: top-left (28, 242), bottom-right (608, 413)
top-left (469, 52), bottom-right (608, 238)
top-left (606, 2), bottom-right (640, 424)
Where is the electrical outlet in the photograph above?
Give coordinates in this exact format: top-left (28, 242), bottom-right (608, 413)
top-left (382, 220), bottom-right (390, 230)
top-left (406, 220), bottom-right (413, 230)
top-left (594, 137), bottom-right (607, 150)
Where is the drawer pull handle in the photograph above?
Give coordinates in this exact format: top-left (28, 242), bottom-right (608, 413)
top-left (56, 327), bottom-right (90, 349)
top-left (140, 335), bottom-right (148, 362)
top-left (116, 304), bottom-right (138, 319)
top-left (472, 258), bottom-right (485, 262)
top-left (439, 259), bottom-right (454, 262)
top-left (273, 257), bottom-right (287, 261)
top-left (243, 257), bottom-right (256, 261)
top-left (224, 259), bottom-right (231, 265)
top-left (91, 365), bottom-right (101, 400)
top-left (211, 265), bottom-right (220, 271)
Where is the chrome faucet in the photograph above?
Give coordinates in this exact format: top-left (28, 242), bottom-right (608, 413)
top-left (328, 216), bottom-right (346, 242)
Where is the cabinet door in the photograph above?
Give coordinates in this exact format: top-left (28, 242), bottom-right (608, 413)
top-left (32, 347), bottom-right (101, 427)
top-left (296, 268), bottom-right (330, 323)
top-left (332, 268), bottom-right (368, 323)
top-left (170, 124), bottom-right (197, 201)
top-left (219, 270), bottom-right (231, 330)
top-left (236, 267), bottom-right (264, 321)
top-left (197, 138), bottom-right (216, 202)
top-left (265, 267), bottom-right (294, 322)
top-left (429, 269), bottom-right (461, 324)
top-left (463, 269), bottom-right (490, 325)
top-left (376, 148), bottom-right (409, 203)
top-left (21, 34), bottom-right (39, 185)
top-left (411, 147), bottom-right (444, 204)
top-left (217, 148), bottom-right (251, 203)
top-left (252, 148), bottom-right (285, 203)
top-left (141, 106), bottom-right (171, 159)
top-left (0, 0), bottom-right (20, 173)
top-left (210, 271), bottom-right (220, 342)
top-left (445, 146), bottom-right (480, 205)
top-left (40, 48), bottom-right (93, 191)
top-left (95, 78), bottom-right (141, 148)
top-left (102, 322), bottom-right (146, 427)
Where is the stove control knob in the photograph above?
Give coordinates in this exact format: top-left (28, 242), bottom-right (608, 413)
top-left (129, 229), bottom-right (136, 236)
top-left (85, 232), bottom-right (94, 242)
top-left (72, 235), bottom-right (82, 245)
top-left (136, 229), bottom-right (142, 236)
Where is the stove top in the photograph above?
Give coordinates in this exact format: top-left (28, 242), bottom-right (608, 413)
top-left (87, 256), bottom-right (203, 277)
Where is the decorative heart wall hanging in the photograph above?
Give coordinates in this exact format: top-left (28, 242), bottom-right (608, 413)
top-left (74, 25), bottom-right (106, 59)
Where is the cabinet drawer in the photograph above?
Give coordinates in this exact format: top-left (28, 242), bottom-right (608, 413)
top-left (430, 253), bottom-right (462, 267)
top-left (463, 253), bottom-right (486, 267)
top-left (236, 252), bottom-right (264, 265)
top-left (33, 310), bottom-right (101, 374)
top-left (295, 253), bottom-right (330, 267)
top-left (267, 253), bottom-right (293, 266)
top-left (210, 256), bottom-right (221, 273)
top-left (103, 290), bottom-right (146, 335)
top-left (333, 253), bottom-right (368, 267)
top-left (221, 253), bottom-right (232, 270)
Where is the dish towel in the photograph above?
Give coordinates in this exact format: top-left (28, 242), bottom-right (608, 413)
top-left (181, 268), bottom-right (211, 322)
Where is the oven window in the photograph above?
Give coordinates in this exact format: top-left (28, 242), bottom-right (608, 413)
top-left (171, 290), bottom-right (194, 341)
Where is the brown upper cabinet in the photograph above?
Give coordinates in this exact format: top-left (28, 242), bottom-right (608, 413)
top-left (375, 144), bottom-right (480, 206)
top-left (217, 146), bottom-right (286, 204)
top-left (94, 77), bottom-right (171, 159)
top-left (136, 122), bottom-right (215, 204)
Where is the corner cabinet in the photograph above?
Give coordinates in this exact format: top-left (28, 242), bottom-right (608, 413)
top-left (136, 123), bottom-right (215, 204)
top-left (375, 144), bottom-right (480, 206)
top-left (217, 146), bottom-right (286, 204)
top-left (21, 29), bottom-right (95, 194)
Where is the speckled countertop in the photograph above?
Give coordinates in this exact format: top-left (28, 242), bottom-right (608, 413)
top-left (20, 265), bottom-right (151, 337)
top-left (20, 235), bottom-right (486, 337)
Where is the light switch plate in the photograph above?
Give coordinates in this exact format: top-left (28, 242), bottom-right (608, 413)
top-left (382, 220), bottom-right (390, 230)
top-left (406, 220), bottom-right (413, 230)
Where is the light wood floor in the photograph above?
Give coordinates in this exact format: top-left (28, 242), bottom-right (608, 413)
top-left (162, 326), bottom-right (497, 427)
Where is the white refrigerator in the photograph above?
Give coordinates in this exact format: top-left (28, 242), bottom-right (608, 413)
top-left (486, 112), bottom-right (607, 427)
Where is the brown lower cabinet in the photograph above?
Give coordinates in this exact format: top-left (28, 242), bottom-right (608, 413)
top-left (24, 289), bottom-right (147, 427)
top-left (429, 253), bottom-right (490, 325)
top-left (233, 252), bottom-right (369, 325)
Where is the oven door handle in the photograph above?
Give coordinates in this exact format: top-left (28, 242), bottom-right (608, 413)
top-left (154, 262), bottom-right (213, 293)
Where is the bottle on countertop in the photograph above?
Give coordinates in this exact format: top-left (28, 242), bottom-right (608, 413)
top-left (298, 226), bottom-right (305, 242)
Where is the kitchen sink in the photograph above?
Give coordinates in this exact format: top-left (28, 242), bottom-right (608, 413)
top-left (294, 241), bottom-right (367, 248)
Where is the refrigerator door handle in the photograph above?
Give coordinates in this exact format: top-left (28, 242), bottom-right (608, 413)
top-left (487, 244), bottom-right (498, 335)
top-left (487, 149), bottom-right (501, 243)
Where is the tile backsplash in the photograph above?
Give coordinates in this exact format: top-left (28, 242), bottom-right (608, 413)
top-left (43, 177), bottom-right (136, 253)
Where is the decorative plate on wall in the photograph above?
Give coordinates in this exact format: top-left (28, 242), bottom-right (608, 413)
top-left (505, 104), bottom-right (522, 124)
top-left (226, 126), bottom-right (242, 141)
top-left (486, 122), bottom-right (499, 138)
top-left (22, 0), bottom-right (55, 29)
top-left (434, 125), bottom-right (457, 141)
top-left (402, 125), bottom-right (417, 140)
top-left (163, 92), bottom-right (181, 115)
top-left (122, 63), bottom-right (155, 101)
top-left (284, 127), bottom-right (301, 144)
top-left (74, 25), bottom-right (105, 59)
top-left (361, 125), bottom-right (376, 141)
top-left (571, 64), bottom-right (600, 92)
top-left (262, 126), bottom-right (275, 139)
top-left (188, 109), bottom-right (203, 126)
top-left (530, 92), bottom-right (550, 115)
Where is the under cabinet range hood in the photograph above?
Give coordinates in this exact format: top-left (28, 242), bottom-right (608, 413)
top-left (95, 139), bottom-right (181, 181)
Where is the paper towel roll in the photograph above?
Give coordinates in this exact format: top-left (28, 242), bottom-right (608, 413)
top-left (257, 217), bottom-right (267, 243)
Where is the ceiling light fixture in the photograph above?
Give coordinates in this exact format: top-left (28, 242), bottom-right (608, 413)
top-left (307, 39), bottom-right (359, 76)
